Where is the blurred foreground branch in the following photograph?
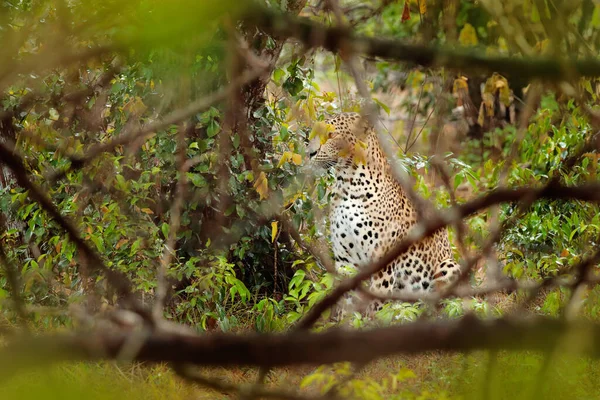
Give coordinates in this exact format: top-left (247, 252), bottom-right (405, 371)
top-left (3, 315), bottom-right (600, 381)
top-left (245, 7), bottom-right (600, 80)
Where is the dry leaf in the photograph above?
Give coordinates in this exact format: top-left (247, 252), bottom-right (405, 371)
top-left (271, 221), bottom-right (278, 243)
top-left (254, 172), bottom-right (269, 200)
top-left (402, 0), bottom-right (411, 22)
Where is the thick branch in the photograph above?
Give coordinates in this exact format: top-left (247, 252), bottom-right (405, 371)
top-left (3, 316), bottom-right (600, 380)
top-left (245, 8), bottom-right (600, 80)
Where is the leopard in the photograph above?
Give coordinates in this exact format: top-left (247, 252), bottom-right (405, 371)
top-left (306, 112), bottom-right (462, 319)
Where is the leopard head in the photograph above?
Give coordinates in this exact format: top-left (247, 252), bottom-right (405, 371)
top-left (307, 112), bottom-right (369, 169)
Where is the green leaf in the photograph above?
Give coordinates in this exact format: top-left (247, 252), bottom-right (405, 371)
top-left (280, 125), bottom-right (289, 141)
top-left (187, 172), bottom-right (207, 187)
top-left (273, 68), bottom-right (285, 84)
top-left (207, 120), bottom-right (220, 137)
top-left (161, 223), bottom-right (170, 238)
top-left (283, 76), bottom-right (303, 96)
top-left (453, 173), bottom-right (464, 190)
top-left (372, 97), bottom-right (390, 115)
top-left (592, 5), bottom-right (600, 28)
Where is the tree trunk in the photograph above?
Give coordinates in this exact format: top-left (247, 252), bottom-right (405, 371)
top-left (240, 0), bottom-right (308, 154)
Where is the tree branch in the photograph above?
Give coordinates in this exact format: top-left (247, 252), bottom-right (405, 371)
top-left (245, 8), bottom-right (600, 80)
top-left (3, 315), bottom-right (600, 381)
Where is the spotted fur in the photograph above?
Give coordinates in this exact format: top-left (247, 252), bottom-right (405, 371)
top-left (307, 112), bottom-right (461, 319)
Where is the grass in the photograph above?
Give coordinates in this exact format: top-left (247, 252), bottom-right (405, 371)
top-left (4, 291), bottom-right (600, 400)
top-left (5, 350), bottom-right (600, 400)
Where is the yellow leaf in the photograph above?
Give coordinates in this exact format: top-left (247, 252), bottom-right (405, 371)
top-left (306, 95), bottom-right (316, 121)
top-left (254, 172), bottom-right (269, 200)
top-left (353, 140), bottom-right (368, 165)
top-left (452, 77), bottom-right (469, 95)
top-left (322, 91), bottom-right (335, 102)
top-left (284, 192), bottom-right (305, 207)
top-left (141, 207), bottom-right (154, 215)
top-left (116, 238), bottom-right (128, 249)
top-left (484, 73), bottom-right (512, 107)
top-left (418, 0), bottom-right (426, 14)
top-left (309, 121), bottom-right (335, 144)
top-left (277, 151), bottom-right (292, 168)
top-left (497, 37), bottom-right (508, 53)
top-left (477, 104), bottom-right (485, 127)
top-left (482, 92), bottom-right (495, 116)
top-left (271, 221), bottom-right (278, 243)
top-left (458, 23), bottom-right (478, 47)
top-left (291, 153), bottom-right (302, 165)
top-left (499, 85), bottom-right (511, 107)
